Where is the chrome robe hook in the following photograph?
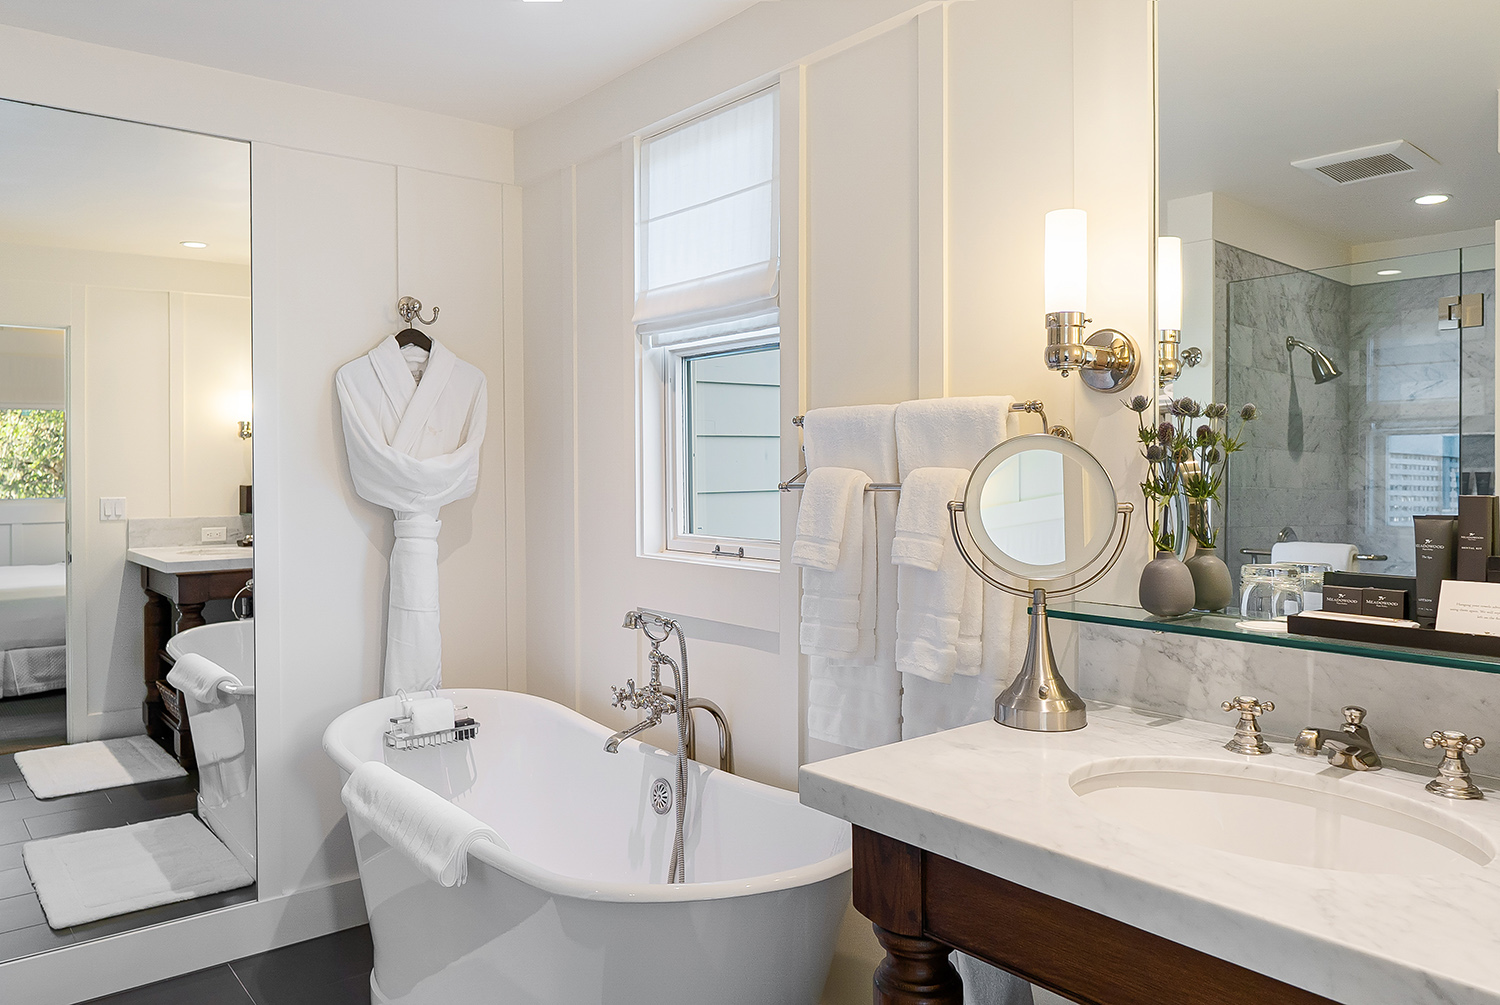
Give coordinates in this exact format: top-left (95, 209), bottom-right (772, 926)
top-left (397, 296), bottom-right (440, 326)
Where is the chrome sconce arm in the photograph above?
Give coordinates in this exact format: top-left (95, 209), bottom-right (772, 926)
top-left (1044, 312), bottom-right (1141, 392)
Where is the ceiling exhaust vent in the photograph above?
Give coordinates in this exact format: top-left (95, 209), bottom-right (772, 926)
top-left (1291, 140), bottom-right (1438, 186)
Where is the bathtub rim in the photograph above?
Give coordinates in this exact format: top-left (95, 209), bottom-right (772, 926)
top-left (324, 688), bottom-right (852, 905)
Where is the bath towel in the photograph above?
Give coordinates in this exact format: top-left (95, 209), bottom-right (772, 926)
top-left (892, 468), bottom-right (971, 683)
top-left (167, 652), bottom-right (239, 705)
top-left (341, 761), bottom-right (505, 888)
top-left (1270, 541), bottom-right (1357, 573)
top-left (337, 337), bottom-right (487, 697)
top-left (794, 469), bottom-right (874, 658)
top-left (893, 397), bottom-right (1025, 738)
top-left (801, 404), bottom-right (902, 750)
top-left (894, 395), bottom-right (1013, 480)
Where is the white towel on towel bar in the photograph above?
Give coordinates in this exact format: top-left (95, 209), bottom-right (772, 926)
top-left (894, 395), bottom-right (1013, 479)
top-left (801, 404), bottom-right (901, 750)
top-left (166, 653), bottom-right (239, 705)
top-left (341, 761), bottom-right (505, 888)
top-left (892, 468), bottom-right (972, 683)
top-left (1271, 541), bottom-right (1357, 573)
top-left (795, 468), bottom-right (874, 659)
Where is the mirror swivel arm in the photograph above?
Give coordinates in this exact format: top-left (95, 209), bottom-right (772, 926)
top-left (947, 501), bottom-right (1134, 601)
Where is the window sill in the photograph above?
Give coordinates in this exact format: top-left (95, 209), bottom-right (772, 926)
top-left (640, 547), bottom-right (781, 573)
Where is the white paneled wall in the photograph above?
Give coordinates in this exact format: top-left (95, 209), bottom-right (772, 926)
top-left (0, 500), bottom-right (65, 565)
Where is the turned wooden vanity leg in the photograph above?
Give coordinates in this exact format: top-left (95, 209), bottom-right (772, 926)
top-left (872, 925), bottom-right (963, 1005)
top-left (175, 601), bottom-right (207, 633)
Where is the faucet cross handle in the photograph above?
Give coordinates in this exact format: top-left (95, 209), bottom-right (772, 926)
top-left (1342, 706), bottom-right (1367, 728)
top-left (1221, 695), bottom-right (1275, 755)
top-left (1423, 730), bottom-right (1486, 800)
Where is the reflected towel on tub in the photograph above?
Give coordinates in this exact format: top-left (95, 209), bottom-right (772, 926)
top-left (342, 761), bottom-right (505, 887)
top-left (167, 653), bottom-right (238, 705)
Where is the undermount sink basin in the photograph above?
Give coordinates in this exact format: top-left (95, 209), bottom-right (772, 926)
top-left (1071, 757), bottom-right (1495, 875)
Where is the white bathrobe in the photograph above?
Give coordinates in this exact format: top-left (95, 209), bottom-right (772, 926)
top-left (336, 337), bottom-right (487, 696)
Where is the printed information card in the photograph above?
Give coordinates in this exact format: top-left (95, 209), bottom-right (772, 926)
top-left (1435, 580), bottom-right (1500, 637)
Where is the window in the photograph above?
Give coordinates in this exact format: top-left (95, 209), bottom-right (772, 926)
top-left (637, 87), bottom-right (780, 562)
top-left (1384, 432), bottom-right (1459, 525)
top-left (0, 409), bottom-right (65, 500)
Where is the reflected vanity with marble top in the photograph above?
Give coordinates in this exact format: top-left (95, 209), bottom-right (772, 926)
top-left (128, 545), bottom-right (253, 768)
top-left (799, 703), bottom-right (1500, 1005)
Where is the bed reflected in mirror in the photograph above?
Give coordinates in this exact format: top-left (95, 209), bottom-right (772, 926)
top-left (0, 98), bottom-right (255, 959)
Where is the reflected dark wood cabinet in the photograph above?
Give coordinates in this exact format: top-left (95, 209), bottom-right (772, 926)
top-left (852, 826), bottom-right (1339, 1005)
top-left (140, 565), bottom-right (251, 769)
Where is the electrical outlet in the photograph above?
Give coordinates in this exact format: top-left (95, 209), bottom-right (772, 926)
top-left (201, 526), bottom-right (228, 543)
top-left (100, 497), bottom-right (127, 521)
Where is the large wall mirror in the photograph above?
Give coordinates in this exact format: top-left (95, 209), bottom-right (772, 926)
top-left (1159, 1), bottom-right (1498, 589)
top-left (0, 99), bottom-right (255, 958)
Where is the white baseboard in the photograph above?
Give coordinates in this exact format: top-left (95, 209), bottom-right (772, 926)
top-left (83, 707), bottom-right (149, 741)
top-left (0, 878), bottom-right (368, 1004)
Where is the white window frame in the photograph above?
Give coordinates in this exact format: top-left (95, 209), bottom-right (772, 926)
top-left (658, 325), bottom-right (781, 563)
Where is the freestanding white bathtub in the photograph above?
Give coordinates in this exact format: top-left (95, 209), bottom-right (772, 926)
top-left (166, 618), bottom-right (256, 878)
top-left (323, 689), bottom-right (852, 1005)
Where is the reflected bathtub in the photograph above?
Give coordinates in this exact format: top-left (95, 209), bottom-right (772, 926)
top-left (166, 618), bottom-right (255, 877)
top-left (323, 689), bottom-right (851, 1005)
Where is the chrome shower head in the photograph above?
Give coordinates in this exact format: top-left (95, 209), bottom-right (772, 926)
top-left (1286, 336), bottom-right (1342, 384)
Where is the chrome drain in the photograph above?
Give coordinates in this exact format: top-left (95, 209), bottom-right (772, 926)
top-left (650, 778), bottom-right (673, 815)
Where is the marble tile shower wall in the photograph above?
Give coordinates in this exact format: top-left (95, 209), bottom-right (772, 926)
top-left (1076, 624), bottom-right (1500, 769)
top-left (1224, 260), bottom-right (1353, 576)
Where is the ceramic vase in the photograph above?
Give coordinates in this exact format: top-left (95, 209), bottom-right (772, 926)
top-left (1185, 546), bottom-right (1233, 612)
top-left (1139, 550), bottom-right (1196, 618)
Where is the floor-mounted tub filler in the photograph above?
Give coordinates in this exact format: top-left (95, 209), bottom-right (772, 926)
top-left (323, 689), bottom-right (852, 1005)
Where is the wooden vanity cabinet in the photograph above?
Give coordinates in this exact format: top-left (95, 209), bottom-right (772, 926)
top-left (853, 826), bottom-right (1340, 1005)
top-left (140, 565), bottom-right (251, 769)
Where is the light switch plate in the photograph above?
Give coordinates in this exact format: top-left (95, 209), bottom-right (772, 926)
top-left (100, 497), bottom-right (126, 521)
top-left (201, 526), bottom-right (227, 543)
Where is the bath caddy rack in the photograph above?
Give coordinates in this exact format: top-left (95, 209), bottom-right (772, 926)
top-left (385, 709), bottom-right (480, 750)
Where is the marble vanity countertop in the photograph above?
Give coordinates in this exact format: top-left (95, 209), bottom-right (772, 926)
top-left (799, 704), bottom-right (1500, 1005)
top-left (126, 544), bottom-right (253, 574)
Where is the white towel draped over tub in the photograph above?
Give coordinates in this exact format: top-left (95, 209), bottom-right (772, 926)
top-left (799, 404), bottom-right (902, 751)
top-left (341, 761), bottom-right (504, 887)
top-left (337, 337), bottom-right (487, 696)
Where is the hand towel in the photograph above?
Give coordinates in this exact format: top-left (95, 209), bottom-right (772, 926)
top-left (166, 653), bottom-right (238, 705)
top-left (1270, 541), bottom-right (1357, 573)
top-left (792, 467), bottom-right (866, 572)
top-left (341, 761), bottom-right (505, 888)
top-left (795, 469), bottom-right (871, 658)
top-left (801, 404), bottom-right (901, 749)
top-left (892, 468), bottom-right (971, 684)
top-left (894, 395), bottom-right (1013, 480)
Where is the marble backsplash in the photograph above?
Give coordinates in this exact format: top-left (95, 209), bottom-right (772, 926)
top-left (127, 514), bottom-right (250, 547)
top-left (1075, 622), bottom-right (1500, 769)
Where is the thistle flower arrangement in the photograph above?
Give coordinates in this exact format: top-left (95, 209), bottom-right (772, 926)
top-left (1125, 395), bottom-right (1258, 553)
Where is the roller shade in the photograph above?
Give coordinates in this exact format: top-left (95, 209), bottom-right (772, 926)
top-left (635, 88), bottom-right (779, 334)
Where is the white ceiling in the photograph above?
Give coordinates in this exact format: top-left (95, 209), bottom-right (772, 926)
top-left (0, 0), bottom-right (762, 130)
top-left (0, 99), bottom-right (250, 264)
top-left (1160, 0), bottom-right (1500, 248)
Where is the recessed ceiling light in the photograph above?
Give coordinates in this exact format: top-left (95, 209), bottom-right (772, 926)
top-left (1413, 194), bottom-right (1450, 206)
top-left (180, 241), bottom-right (208, 248)
top-left (1376, 269), bottom-right (1402, 276)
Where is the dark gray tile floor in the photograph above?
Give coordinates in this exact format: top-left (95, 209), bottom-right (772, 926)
top-left (0, 750), bottom-right (257, 964)
top-left (85, 925), bottom-right (375, 1005)
top-left (0, 692), bottom-right (67, 756)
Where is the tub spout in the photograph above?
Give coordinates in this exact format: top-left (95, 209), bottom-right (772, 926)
top-left (604, 716), bottom-right (659, 753)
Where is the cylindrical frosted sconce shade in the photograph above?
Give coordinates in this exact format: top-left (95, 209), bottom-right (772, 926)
top-left (1044, 209), bottom-right (1088, 315)
top-left (1157, 236), bottom-right (1183, 332)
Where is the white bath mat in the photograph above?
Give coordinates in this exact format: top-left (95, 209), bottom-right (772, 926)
top-left (23, 813), bottom-right (253, 928)
top-left (15, 736), bottom-right (187, 799)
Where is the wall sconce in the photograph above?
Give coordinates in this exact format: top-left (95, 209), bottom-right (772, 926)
top-left (1156, 236), bottom-right (1183, 389)
top-left (238, 420), bottom-right (252, 440)
top-left (1042, 209), bottom-right (1139, 391)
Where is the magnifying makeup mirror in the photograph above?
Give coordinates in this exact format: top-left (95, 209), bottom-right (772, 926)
top-left (949, 434), bottom-right (1133, 732)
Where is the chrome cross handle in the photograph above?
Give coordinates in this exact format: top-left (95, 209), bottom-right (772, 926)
top-left (610, 679), bottom-right (641, 709)
top-left (1221, 695), bottom-right (1275, 755)
top-left (1423, 730), bottom-right (1486, 800)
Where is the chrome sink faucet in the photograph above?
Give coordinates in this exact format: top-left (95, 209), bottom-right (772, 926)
top-left (1295, 706), bottom-right (1383, 771)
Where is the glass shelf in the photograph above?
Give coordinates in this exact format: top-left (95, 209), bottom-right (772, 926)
top-left (1045, 599), bottom-right (1500, 676)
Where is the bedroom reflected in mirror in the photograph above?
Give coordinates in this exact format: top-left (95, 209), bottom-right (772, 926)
top-left (0, 98), bottom-right (255, 957)
top-left (1158, 0), bottom-right (1497, 598)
